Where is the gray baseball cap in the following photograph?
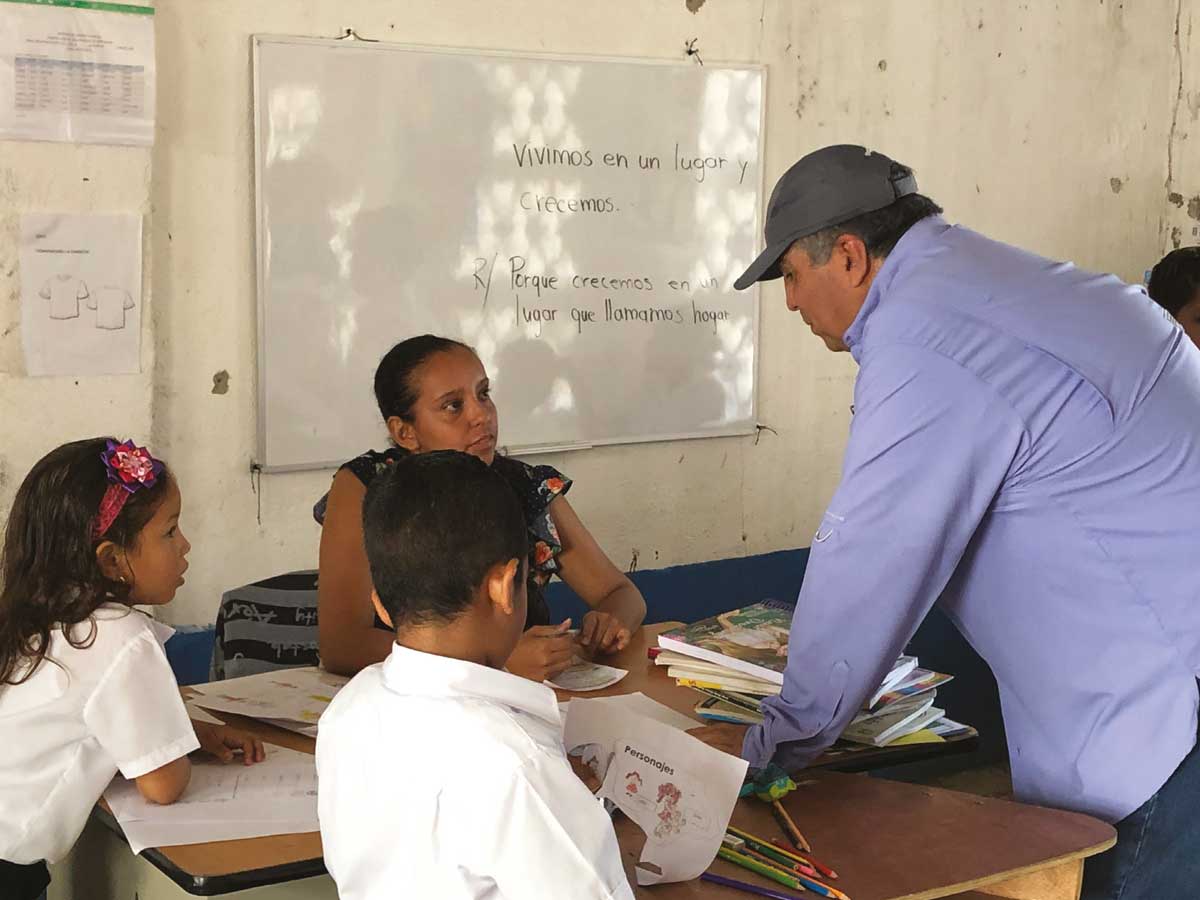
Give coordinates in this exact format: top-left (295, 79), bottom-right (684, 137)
top-left (734, 144), bottom-right (918, 290)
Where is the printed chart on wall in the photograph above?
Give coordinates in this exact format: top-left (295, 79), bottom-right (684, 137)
top-left (0, 0), bottom-right (155, 145)
top-left (19, 213), bottom-right (142, 376)
top-left (254, 37), bottom-right (765, 470)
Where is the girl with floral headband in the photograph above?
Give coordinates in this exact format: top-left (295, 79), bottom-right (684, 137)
top-left (0, 438), bottom-right (266, 900)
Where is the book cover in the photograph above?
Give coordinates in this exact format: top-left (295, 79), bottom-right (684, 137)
top-left (675, 676), bottom-right (781, 697)
top-left (657, 600), bottom-right (794, 685)
top-left (842, 702), bottom-right (944, 747)
top-left (869, 669), bottom-right (953, 710)
top-left (684, 685), bottom-right (764, 714)
top-left (694, 697), bottom-right (765, 726)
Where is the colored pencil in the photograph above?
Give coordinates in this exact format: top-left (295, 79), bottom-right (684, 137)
top-left (771, 799), bottom-right (813, 853)
top-left (717, 848), bottom-right (807, 892)
top-left (770, 839), bottom-right (840, 880)
top-left (700, 872), bottom-right (805, 900)
top-left (723, 847), bottom-right (852, 900)
top-left (727, 825), bottom-right (809, 865)
top-left (727, 832), bottom-right (819, 878)
top-left (741, 846), bottom-right (813, 877)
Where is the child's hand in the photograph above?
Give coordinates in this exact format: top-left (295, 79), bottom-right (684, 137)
top-left (506, 621), bottom-right (576, 682)
top-left (192, 720), bottom-right (267, 766)
top-left (578, 610), bottom-right (632, 655)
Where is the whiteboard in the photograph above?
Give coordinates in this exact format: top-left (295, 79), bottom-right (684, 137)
top-left (253, 36), bottom-right (764, 471)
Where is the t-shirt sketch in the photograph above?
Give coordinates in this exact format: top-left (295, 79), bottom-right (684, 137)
top-left (87, 285), bottom-right (135, 330)
top-left (38, 274), bottom-right (89, 320)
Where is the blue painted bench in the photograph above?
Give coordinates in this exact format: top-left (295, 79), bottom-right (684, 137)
top-left (167, 547), bottom-right (1006, 769)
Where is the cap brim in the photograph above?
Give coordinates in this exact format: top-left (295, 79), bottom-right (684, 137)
top-left (733, 239), bottom-right (792, 291)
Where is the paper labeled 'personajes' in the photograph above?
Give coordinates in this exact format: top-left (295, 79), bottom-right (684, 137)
top-left (564, 698), bottom-right (747, 885)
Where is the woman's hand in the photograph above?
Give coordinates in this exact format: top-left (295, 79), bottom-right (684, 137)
top-left (506, 621), bottom-right (576, 682)
top-left (192, 720), bottom-right (267, 765)
top-left (579, 610), bottom-right (632, 655)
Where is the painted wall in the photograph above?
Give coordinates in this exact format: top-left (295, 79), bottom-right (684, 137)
top-left (0, 0), bottom-right (1193, 625)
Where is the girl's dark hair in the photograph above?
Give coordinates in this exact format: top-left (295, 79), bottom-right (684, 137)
top-left (373, 335), bottom-right (473, 422)
top-left (0, 437), bottom-right (172, 685)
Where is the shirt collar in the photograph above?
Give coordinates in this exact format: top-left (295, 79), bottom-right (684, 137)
top-left (380, 641), bottom-right (563, 730)
top-left (842, 215), bottom-right (951, 360)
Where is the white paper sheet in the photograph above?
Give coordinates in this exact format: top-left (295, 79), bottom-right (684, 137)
top-left (183, 702), bottom-right (224, 725)
top-left (114, 817), bottom-right (318, 854)
top-left (564, 698), bottom-right (747, 885)
top-left (560, 692), bottom-right (703, 733)
top-left (19, 212), bottom-right (142, 376)
top-left (189, 666), bottom-right (347, 728)
top-left (0, 0), bottom-right (155, 145)
top-left (547, 661), bottom-right (628, 692)
top-left (103, 744), bottom-right (318, 853)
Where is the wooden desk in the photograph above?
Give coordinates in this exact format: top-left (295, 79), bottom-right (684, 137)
top-left (65, 626), bottom-right (1111, 899)
top-left (615, 773), bottom-right (1112, 899)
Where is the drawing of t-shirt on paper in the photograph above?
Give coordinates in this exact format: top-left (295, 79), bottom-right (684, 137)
top-left (86, 285), bottom-right (136, 330)
top-left (38, 274), bottom-right (89, 320)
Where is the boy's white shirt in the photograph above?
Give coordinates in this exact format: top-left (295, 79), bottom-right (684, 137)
top-left (0, 603), bottom-right (198, 864)
top-left (316, 642), bottom-right (635, 900)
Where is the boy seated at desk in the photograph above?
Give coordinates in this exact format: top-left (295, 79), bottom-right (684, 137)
top-left (316, 450), bottom-right (634, 900)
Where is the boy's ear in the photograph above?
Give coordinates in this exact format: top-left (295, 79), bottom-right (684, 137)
top-left (387, 416), bottom-right (420, 453)
top-left (95, 541), bottom-right (127, 582)
top-left (370, 590), bottom-right (395, 630)
top-left (485, 558), bottom-right (521, 616)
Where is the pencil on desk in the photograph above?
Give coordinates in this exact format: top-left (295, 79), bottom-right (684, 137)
top-left (723, 830), bottom-right (849, 899)
top-left (741, 845), bottom-right (814, 878)
top-left (717, 847), bottom-right (807, 892)
top-left (769, 839), bottom-right (839, 880)
top-left (728, 833), bottom-right (819, 878)
top-left (700, 872), bottom-right (805, 900)
top-left (771, 799), bottom-right (813, 852)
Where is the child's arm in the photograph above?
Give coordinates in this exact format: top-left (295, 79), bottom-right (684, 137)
top-left (192, 720), bottom-right (266, 765)
top-left (132, 721), bottom-right (265, 804)
top-left (135, 756), bottom-right (191, 805)
top-left (85, 631), bottom-right (201, 807)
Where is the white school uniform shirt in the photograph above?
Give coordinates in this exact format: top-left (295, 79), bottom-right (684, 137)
top-left (316, 643), bottom-right (634, 900)
top-left (0, 604), bottom-right (198, 864)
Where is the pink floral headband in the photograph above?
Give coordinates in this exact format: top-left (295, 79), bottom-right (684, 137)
top-left (92, 439), bottom-right (165, 540)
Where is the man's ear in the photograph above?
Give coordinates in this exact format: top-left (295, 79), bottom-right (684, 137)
top-left (485, 558), bottom-right (521, 617)
top-left (371, 590), bottom-right (395, 630)
top-left (95, 541), bottom-right (128, 582)
top-left (387, 416), bottom-right (420, 452)
top-left (835, 233), bottom-right (872, 288)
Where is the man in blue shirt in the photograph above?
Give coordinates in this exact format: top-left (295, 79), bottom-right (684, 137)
top-left (735, 145), bottom-right (1200, 900)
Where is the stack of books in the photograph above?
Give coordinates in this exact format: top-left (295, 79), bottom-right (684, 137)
top-left (655, 602), bottom-right (972, 747)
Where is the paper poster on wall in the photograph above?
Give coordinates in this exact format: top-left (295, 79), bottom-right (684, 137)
top-left (20, 212), bottom-right (143, 376)
top-left (0, 0), bottom-right (155, 145)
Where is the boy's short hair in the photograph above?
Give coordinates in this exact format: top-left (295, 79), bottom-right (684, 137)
top-left (1148, 246), bottom-right (1200, 316)
top-left (362, 450), bottom-right (527, 627)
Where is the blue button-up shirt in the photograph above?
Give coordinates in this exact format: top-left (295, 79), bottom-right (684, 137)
top-left (744, 216), bottom-right (1200, 823)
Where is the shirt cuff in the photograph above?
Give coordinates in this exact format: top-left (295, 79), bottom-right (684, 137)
top-left (117, 732), bottom-right (201, 780)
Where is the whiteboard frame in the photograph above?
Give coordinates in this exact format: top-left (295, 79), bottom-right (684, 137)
top-left (252, 34), bottom-right (766, 472)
